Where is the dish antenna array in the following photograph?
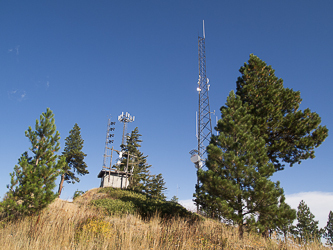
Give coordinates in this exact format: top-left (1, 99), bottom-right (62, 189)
top-left (118, 112), bottom-right (135, 146)
top-left (103, 117), bottom-right (116, 169)
top-left (190, 20), bottom-right (213, 212)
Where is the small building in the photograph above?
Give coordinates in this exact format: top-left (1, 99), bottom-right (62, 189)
top-left (97, 169), bottom-right (132, 189)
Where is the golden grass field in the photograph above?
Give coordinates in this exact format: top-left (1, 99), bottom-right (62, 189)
top-left (0, 189), bottom-right (328, 250)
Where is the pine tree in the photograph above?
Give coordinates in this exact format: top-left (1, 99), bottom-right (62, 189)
top-left (170, 195), bottom-right (179, 203)
top-left (118, 127), bottom-right (150, 192)
top-left (118, 127), bottom-right (167, 199)
top-left (195, 188), bottom-right (223, 220)
top-left (146, 173), bottom-right (167, 200)
top-left (256, 195), bottom-right (296, 238)
top-left (2, 108), bottom-right (66, 218)
top-left (324, 211), bottom-right (333, 245)
top-left (58, 123), bottom-right (89, 196)
top-left (236, 54), bottom-right (328, 171)
top-left (295, 200), bottom-right (323, 243)
top-left (195, 91), bottom-right (285, 238)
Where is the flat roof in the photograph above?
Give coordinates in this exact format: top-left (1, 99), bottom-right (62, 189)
top-left (97, 169), bottom-right (133, 178)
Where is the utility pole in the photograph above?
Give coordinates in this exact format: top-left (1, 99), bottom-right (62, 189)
top-left (190, 20), bottom-right (213, 213)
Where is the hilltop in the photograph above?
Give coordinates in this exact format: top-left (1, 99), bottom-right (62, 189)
top-left (74, 187), bottom-right (197, 220)
top-left (0, 188), bottom-right (328, 249)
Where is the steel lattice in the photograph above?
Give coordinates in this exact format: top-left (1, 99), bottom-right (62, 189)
top-left (197, 35), bottom-right (212, 165)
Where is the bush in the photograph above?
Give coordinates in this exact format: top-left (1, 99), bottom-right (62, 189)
top-left (75, 216), bottom-right (113, 244)
top-left (91, 187), bottom-right (198, 220)
top-left (73, 190), bottom-right (85, 200)
top-left (91, 199), bottom-right (136, 215)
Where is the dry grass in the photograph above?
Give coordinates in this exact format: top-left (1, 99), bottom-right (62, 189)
top-left (0, 195), bottom-right (328, 249)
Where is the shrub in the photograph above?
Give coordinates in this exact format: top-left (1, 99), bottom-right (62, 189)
top-left (73, 190), bottom-right (85, 200)
top-left (91, 199), bottom-right (136, 215)
top-left (75, 216), bottom-right (113, 243)
top-left (91, 187), bottom-right (198, 220)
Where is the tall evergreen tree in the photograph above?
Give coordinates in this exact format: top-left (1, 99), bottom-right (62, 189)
top-left (2, 108), bottom-right (66, 218)
top-left (146, 173), bottom-right (167, 200)
top-left (324, 211), bottom-right (333, 245)
top-left (255, 196), bottom-right (296, 238)
top-left (195, 91), bottom-right (285, 238)
top-left (236, 54), bottom-right (328, 171)
top-left (118, 127), bottom-right (167, 199)
top-left (118, 127), bottom-right (150, 192)
top-left (195, 185), bottom-right (223, 220)
top-left (58, 123), bottom-right (89, 196)
top-left (295, 200), bottom-right (323, 243)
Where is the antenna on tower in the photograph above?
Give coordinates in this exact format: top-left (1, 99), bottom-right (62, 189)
top-left (118, 112), bottom-right (135, 146)
top-left (203, 20), bottom-right (205, 39)
top-left (190, 20), bottom-right (213, 213)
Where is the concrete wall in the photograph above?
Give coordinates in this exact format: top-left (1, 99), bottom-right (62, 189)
top-left (100, 173), bottom-right (130, 189)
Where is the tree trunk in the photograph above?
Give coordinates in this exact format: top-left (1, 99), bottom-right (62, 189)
top-left (238, 223), bottom-right (244, 239)
top-left (262, 228), bottom-right (269, 238)
top-left (238, 194), bottom-right (244, 239)
top-left (58, 174), bottom-right (65, 197)
top-left (284, 231), bottom-right (288, 250)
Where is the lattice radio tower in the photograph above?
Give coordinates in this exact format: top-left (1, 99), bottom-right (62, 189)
top-left (190, 21), bottom-right (213, 211)
top-left (190, 20), bottom-right (213, 166)
top-left (103, 117), bottom-right (116, 169)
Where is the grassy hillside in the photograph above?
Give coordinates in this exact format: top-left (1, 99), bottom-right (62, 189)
top-left (85, 187), bottom-right (198, 220)
top-left (0, 188), bottom-right (328, 249)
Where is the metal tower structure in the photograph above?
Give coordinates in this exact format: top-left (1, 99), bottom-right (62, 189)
top-left (118, 112), bottom-right (135, 146)
top-left (101, 115), bottom-right (138, 188)
top-left (103, 117), bottom-right (116, 169)
top-left (194, 20), bottom-right (213, 167)
top-left (190, 20), bottom-right (213, 212)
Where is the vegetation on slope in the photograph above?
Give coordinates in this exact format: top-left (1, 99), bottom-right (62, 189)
top-left (0, 190), bottom-right (328, 249)
top-left (89, 187), bottom-right (197, 220)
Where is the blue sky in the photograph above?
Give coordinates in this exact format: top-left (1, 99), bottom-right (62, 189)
top-left (1, 1), bottom-right (332, 228)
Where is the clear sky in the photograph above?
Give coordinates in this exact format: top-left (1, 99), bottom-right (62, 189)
top-left (1, 1), bottom-right (332, 229)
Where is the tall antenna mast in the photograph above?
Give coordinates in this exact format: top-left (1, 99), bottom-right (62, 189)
top-left (197, 20), bottom-right (212, 165)
top-left (190, 20), bottom-right (213, 212)
top-left (118, 112), bottom-right (135, 146)
top-left (203, 20), bottom-right (205, 39)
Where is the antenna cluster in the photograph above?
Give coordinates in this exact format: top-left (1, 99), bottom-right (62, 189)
top-left (118, 112), bottom-right (135, 146)
top-left (101, 112), bottom-right (137, 188)
top-left (118, 112), bottom-right (135, 123)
